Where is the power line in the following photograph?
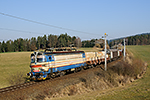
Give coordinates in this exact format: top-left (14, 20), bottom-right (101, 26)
top-left (0, 12), bottom-right (98, 35)
top-left (0, 27), bottom-right (44, 35)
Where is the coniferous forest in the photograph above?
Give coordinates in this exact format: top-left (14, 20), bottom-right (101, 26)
top-left (109, 33), bottom-right (150, 47)
top-left (0, 33), bottom-right (150, 53)
top-left (0, 33), bottom-right (81, 53)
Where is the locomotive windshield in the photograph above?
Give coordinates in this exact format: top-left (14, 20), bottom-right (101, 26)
top-left (30, 52), bottom-right (45, 63)
top-left (37, 56), bottom-right (45, 62)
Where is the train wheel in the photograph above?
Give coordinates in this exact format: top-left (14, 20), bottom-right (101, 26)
top-left (80, 67), bottom-right (84, 71)
top-left (50, 73), bottom-right (56, 78)
top-left (83, 66), bottom-right (87, 70)
top-left (60, 72), bottom-right (65, 77)
top-left (91, 65), bottom-right (94, 68)
top-left (74, 68), bottom-right (77, 73)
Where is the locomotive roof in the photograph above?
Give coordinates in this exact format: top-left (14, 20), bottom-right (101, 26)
top-left (44, 51), bottom-right (85, 55)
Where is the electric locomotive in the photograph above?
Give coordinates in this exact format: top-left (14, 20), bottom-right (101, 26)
top-left (27, 48), bottom-right (86, 80)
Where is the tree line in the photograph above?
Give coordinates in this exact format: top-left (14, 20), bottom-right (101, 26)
top-left (1, 33), bottom-right (150, 53)
top-left (109, 33), bottom-right (150, 47)
top-left (127, 33), bottom-right (150, 45)
top-left (0, 33), bottom-right (82, 53)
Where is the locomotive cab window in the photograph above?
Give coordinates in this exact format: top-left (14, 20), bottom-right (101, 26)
top-left (37, 56), bottom-right (45, 62)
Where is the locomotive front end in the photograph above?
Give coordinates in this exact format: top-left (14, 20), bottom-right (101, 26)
top-left (27, 52), bottom-right (48, 80)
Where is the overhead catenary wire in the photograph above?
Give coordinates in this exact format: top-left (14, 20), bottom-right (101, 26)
top-left (0, 27), bottom-right (47, 42)
top-left (0, 12), bottom-right (99, 35)
top-left (0, 27), bottom-right (44, 35)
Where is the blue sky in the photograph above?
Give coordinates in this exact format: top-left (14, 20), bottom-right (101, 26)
top-left (0, 0), bottom-right (150, 41)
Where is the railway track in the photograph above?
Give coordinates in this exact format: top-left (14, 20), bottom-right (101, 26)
top-left (0, 81), bottom-right (36, 94)
top-left (0, 55), bottom-right (123, 95)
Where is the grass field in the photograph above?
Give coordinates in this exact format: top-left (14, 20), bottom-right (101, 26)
top-left (0, 52), bottom-right (32, 88)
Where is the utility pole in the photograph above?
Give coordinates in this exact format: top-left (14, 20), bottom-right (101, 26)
top-left (102, 33), bottom-right (108, 71)
top-left (124, 38), bottom-right (126, 61)
top-left (104, 33), bottom-right (107, 71)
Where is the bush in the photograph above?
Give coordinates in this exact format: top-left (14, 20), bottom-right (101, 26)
top-left (109, 58), bottom-right (145, 78)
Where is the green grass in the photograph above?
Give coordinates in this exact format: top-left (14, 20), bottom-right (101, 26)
top-left (127, 45), bottom-right (150, 63)
top-left (0, 52), bottom-right (32, 88)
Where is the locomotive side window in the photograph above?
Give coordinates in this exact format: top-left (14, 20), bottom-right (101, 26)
top-left (49, 57), bottom-right (51, 61)
top-left (31, 57), bottom-right (35, 63)
top-left (31, 54), bottom-right (35, 63)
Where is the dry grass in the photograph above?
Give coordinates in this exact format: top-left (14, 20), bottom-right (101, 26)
top-left (110, 58), bottom-right (145, 78)
top-left (7, 72), bottom-right (29, 86)
top-left (0, 52), bottom-right (31, 88)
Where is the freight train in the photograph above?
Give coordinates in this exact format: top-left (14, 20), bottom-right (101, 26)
top-left (27, 48), bottom-right (122, 80)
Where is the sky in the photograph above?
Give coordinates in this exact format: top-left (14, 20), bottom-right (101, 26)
top-left (0, 0), bottom-right (150, 42)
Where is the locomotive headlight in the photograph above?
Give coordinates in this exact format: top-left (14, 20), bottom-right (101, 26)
top-left (27, 72), bottom-right (31, 76)
top-left (40, 68), bottom-right (44, 71)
